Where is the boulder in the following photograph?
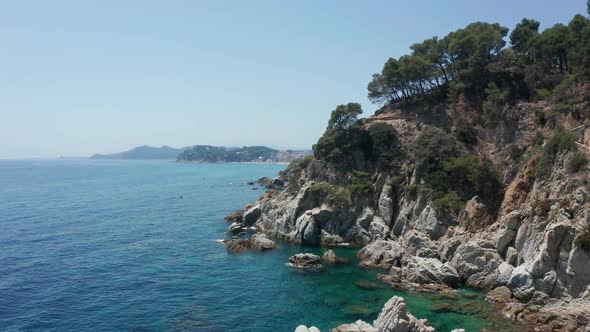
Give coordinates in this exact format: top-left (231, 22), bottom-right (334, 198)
top-left (508, 265), bottom-right (535, 302)
top-left (458, 196), bottom-right (493, 231)
top-left (450, 241), bottom-right (503, 289)
top-left (311, 205), bottom-right (334, 223)
top-left (331, 320), bottom-right (377, 332)
top-left (271, 177), bottom-right (285, 188)
top-left (402, 230), bottom-right (439, 258)
top-left (414, 205), bottom-right (446, 240)
top-left (369, 216), bottom-right (390, 240)
top-left (320, 230), bottom-right (344, 246)
top-left (289, 253), bottom-right (322, 269)
top-left (503, 211), bottom-right (521, 230)
top-left (357, 240), bottom-right (403, 269)
top-left (242, 204), bottom-right (261, 226)
top-left (402, 256), bottom-right (460, 287)
top-left (345, 224), bottom-right (372, 247)
top-left (505, 247), bottom-right (519, 266)
top-left (224, 209), bottom-right (244, 223)
top-left (496, 262), bottom-right (514, 286)
top-left (226, 238), bottom-right (251, 252)
top-left (495, 228), bottom-right (516, 256)
top-left (227, 222), bottom-right (244, 235)
top-left (438, 235), bottom-right (465, 262)
top-left (357, 207), bottom-right (375, 230)
top-left (250, 233), bottom-right (276, 251)
top-left (294, 212), bottom-right (321, 245)
top-left (295, 326), bottom-right (320, 332)
top-left (322, 249), bottom-right (348, 264)
top-left (486, 286), bottom-right (513, 303)
top-left (373, 296), bottom-right (434, 332)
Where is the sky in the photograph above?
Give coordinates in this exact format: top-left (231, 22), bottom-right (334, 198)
top-left (0, 0), bottom-right (587, 158)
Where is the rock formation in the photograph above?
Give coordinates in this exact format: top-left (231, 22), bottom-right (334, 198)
top-left (331, 296), bottom-right (434, 332)
top-left (226, 86), bottom-right (590, 330)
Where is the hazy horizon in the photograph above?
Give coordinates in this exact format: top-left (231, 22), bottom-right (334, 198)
top-left (1, 0), bottom-right (586, 159)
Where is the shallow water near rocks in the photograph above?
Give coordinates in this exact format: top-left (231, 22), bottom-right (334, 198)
top-left (0, 160), bottom-right (521, 331)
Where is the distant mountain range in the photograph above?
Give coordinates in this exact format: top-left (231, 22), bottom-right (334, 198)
top-left (90, 145), bottom-right (311, 163)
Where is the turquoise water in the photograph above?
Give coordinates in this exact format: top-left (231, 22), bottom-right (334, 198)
top-left (0, 160), bottom-right (518, 331)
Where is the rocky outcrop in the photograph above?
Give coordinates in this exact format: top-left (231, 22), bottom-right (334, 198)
top-left (226, 238), bottom-right (251, 252)
top-left (450, 241), bottom-right (503, 290)
top-left (242, 204), bottom-right (262, 226)
top-left (250, 233), bottom-right (276, 250)
top-left (357, 240), bottom-right (403, 269)
top-left (332, 296), bottom-right (433, 332)
top-left (401, 256), bottom-right (460, 287)
top-left (223, 94), bottom-right (590, 330)
top-left (288, 253), bottom-right (322, 269)
top-left (322, 250), bottom-right (348, 264)
top-left (331, 320), bottom-right (377, 332)
top-left (295, 326), bottom-right (320, 332)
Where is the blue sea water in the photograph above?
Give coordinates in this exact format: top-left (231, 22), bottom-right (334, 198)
top-left (0, 160), bottom-right (520, 332)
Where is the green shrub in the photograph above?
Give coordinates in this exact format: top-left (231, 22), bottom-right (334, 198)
top-left (285, 155), bottom-right (314, 173)
top-left (414, 126), bottom-right (461, 182)
top-left (368, 122), bottom-right (403, 171)
top-left (404, 184), bottom-right (428, 200)
top-left (536, 131), bottom-right (576, 179)
top-left (308, 182), bottom-right (351, 206)
top-left (432, 192), bottom-right (464, 216)
top-left (534, 88), bottom-right (551, 101)
top-left (482, 82), bottom-right (509, 127)
top-left (508, 144), bottom-right (523, 160)
top-left (348, 170), bottom-right (373, 196)
top-left (313, 127), bottom-right (371, 167)
top-left (552, 74), bottom-right (578, 102)
top-left (535, 109), bottom-right (547, 126)
top-left (456, 124), bottom-right (478, 147)
top-left (574, 227), bottom-right (590, 252)
top-left (533, 131), bottom-right (545, 146)
top-left (567, 152), bottom-right (589, 173)
top-left (552, 103), bottom-right (571, 113)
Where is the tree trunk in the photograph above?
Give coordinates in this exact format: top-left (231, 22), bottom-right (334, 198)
top-left (438, 62), bottom-right (449, 83)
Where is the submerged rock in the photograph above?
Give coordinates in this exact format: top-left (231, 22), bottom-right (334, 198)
top-left (226, 238), bottom-right (251, 252)
top-left (289, 253), bottom-right (322, 269)
top-left (354, 280), bottom-right (386, 290)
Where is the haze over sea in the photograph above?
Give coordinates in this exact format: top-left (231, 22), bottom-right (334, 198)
top-left (0, 160), bottom-right (516, 331)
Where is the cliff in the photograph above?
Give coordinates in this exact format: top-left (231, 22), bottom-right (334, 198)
top-left (228, 82), bottom-right (590, 330)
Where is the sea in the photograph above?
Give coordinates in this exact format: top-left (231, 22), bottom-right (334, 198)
top-left (0, 159), bottom-right (521, 331)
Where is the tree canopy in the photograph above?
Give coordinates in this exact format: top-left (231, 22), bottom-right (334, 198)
top-left (367, 12), bottom-right (590, 106)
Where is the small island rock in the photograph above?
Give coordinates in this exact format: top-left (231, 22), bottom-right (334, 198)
top-left (289, 253), bottom-right (322, 269)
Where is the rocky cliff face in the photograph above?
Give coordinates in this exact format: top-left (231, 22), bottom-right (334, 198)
top-left (228, 94), bottom-right (590, 330)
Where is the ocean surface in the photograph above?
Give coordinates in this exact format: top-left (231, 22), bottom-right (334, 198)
top-left (0, 160), bottom-right (520, 332)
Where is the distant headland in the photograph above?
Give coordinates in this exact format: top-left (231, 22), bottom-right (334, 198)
top-left (90, 145), bottom-right (311, 163)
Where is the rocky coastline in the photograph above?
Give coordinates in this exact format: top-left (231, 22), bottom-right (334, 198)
top-left (222, 94), bottom-right (590, 331)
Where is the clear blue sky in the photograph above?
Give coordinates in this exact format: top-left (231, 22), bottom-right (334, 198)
top-left (0, 0), bottom-right (586, 158)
